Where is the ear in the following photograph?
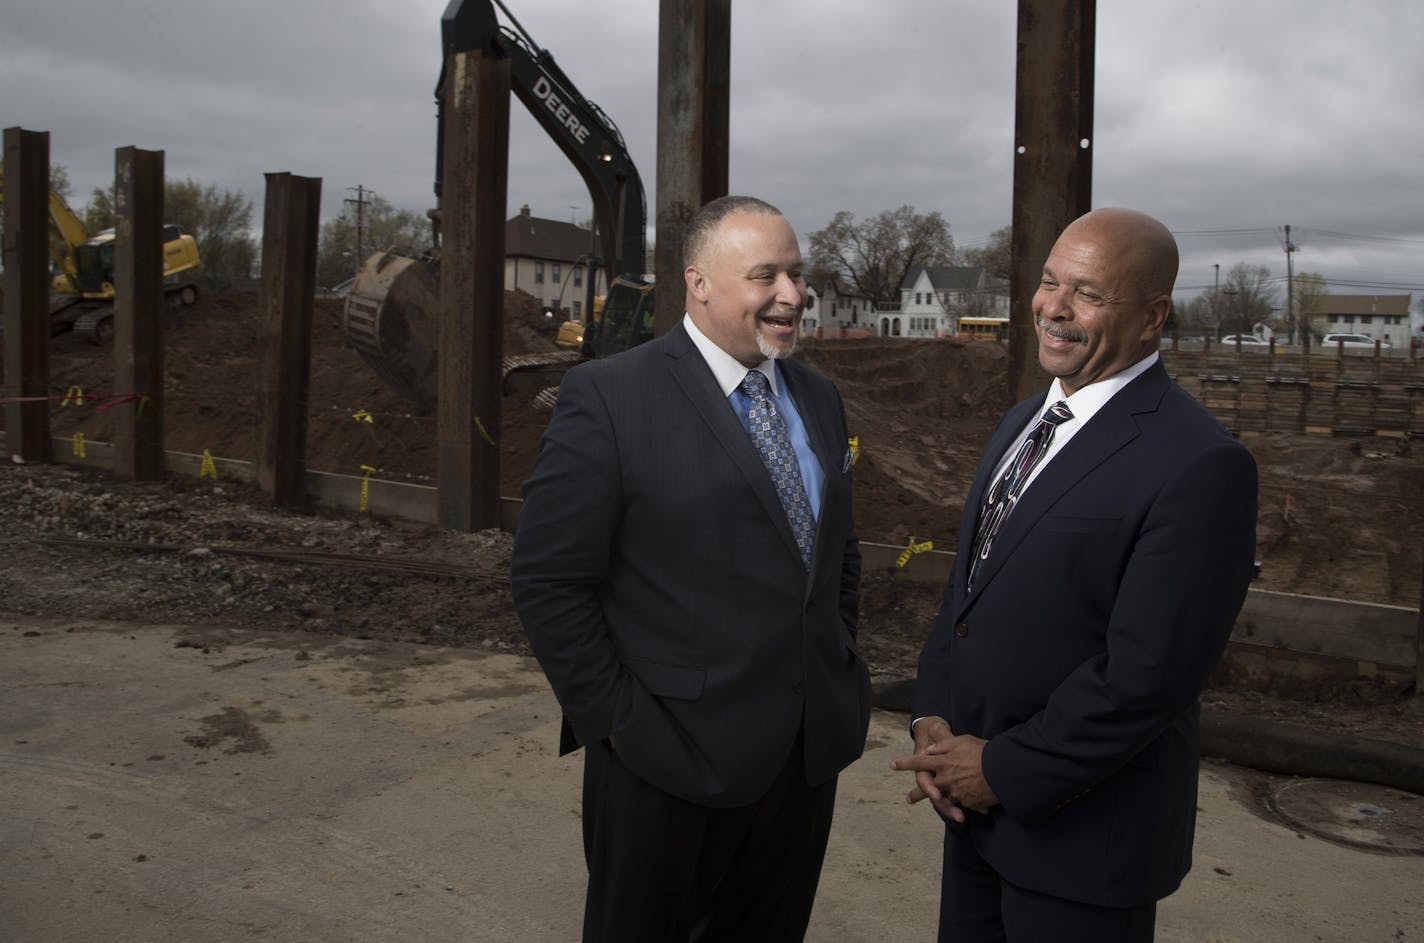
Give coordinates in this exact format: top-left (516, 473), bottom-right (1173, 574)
top-left (1143, 294), bottom-right (1171, 335)
top-left (685, 264), bottom-right (709, 305)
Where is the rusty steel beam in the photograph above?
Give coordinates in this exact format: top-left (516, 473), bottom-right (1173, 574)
top-left (437, 49), bottom-right (510, 532)
top-left (653, 0), bottom-right (730, 335)
top-left (255, 172), bottom-right (323, 507)
top-left (112, 146), bottom-right (167, 481)
top-left (1008, 0), bottom-right (1095, 405)
top-left (2, 127), bottom-right (53, 463)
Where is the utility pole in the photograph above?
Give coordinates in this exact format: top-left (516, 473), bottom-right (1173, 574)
top-left (1212, 262), bottom-right (1220, 338)
top-left (345, 185), bottom-right (372, 275)
top-left (1283, 224), bottom-right (1298, 344)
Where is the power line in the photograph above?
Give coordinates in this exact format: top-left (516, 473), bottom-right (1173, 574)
top-left (1301, 228), bottom-right (1424, 247)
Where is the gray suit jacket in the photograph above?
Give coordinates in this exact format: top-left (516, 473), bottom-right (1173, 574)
top-left (511, 323), bottom-right (870, 808)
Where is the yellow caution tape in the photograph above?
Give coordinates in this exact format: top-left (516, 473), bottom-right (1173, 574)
top-left (474, 417), bottom-right (496, 446)
top-left (137, 395), bottom-right (154, 416)
top-left (359, 464), bottom-right (377, 512)
top-left (896, 537), bottom-right (934, 568)
top-left (847, 435), bottom-right (860, 466)
top-left (352, 410), bottom-right (374, 424)
top-left (200, 449), bottom-right (218, 479)
top-left (72, 433), bottom-right (86, 458)
top-left (62, 386), bottom-right (84, 407)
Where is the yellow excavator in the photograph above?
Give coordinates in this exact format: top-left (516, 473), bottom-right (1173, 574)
top-left (0, 164), bottom-right (203, 342)
top-left (341, 0), bottom-right (656, 409)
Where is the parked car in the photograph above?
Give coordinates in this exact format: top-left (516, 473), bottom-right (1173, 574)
top-left (1219, 334), bottom-right (1269, 346)
top-left (1320, 333), bottom-right (1389, 349)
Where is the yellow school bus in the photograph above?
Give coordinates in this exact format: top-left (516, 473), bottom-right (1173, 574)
top-left (956, 317), bottom-right (1008, 341)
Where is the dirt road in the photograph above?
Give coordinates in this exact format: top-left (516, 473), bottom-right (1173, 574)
top-left (4, 618), bottom-right (1420, 942)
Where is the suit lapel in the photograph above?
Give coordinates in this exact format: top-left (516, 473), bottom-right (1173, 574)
top-left (662, 326), bottom-right (806, 565)
top-left (962, 365), bottom-right (1169, 604)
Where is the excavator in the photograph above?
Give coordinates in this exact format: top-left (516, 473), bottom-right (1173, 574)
top-left (0, 164), bottom-right (203, 342)
top-left (341, 0), bottom-right (656, 409)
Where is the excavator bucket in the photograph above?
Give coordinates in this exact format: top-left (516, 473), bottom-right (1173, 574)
top-left (343, 251), bottom-right (441, 409)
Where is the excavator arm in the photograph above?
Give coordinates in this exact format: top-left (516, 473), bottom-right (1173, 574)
top-left (435, 0), bottom-right (648, 280)
top-left (343, 0), bottom-right (654, 408)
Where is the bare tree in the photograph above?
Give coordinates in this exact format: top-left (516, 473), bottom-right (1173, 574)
top-left (961, 224), bottom-right (1011, 282)
top-left (1219, 262), bottom-right (1278, 336)
top-left (807, 205), bottom-right (955, 307)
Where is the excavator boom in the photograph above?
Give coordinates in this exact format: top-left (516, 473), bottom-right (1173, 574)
top-left (343, 0), bottom-right (654, 407)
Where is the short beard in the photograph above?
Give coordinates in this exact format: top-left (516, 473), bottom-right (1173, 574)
top-left (758, 331), bottom-right (797, 361)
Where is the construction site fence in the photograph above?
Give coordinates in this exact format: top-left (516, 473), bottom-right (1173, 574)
top-left (1159, 345), bottom-right (1424, 439)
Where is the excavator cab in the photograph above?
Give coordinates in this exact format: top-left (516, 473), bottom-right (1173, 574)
top-left (582, 276), bottom-right (655, 360)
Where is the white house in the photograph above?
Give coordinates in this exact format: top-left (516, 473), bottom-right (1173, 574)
top-left (1318, 294), bottom-right (1413, 347)
top-left (804, 278), bottom-right (875, 333)
top-left (878, 266), bottom-right (1009, 338)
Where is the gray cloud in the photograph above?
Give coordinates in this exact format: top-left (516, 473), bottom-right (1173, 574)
top-left (4, 0), bottom-right (1420, 312)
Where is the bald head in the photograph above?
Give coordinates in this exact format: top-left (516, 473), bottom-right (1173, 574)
top-left (1059, 208), bottom-right (1179, 300)
top-left (1032, 207), bottom-right (1179, 394)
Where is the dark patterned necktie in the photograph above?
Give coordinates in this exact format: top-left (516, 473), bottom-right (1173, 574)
top-left (741, 370), bottom-right (816, 571)
top-left (967, 400), bottom-right (1073, 589)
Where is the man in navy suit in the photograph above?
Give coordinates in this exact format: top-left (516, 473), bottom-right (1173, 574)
top-left (511, 195), bottom-right (869, 942)
top-left (894, 208), bottom-right (1257, 942)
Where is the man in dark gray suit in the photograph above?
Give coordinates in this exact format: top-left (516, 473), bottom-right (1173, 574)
top-left (511, 195), bottom-right (870, 942)
top-left (894, 208), bottom-right (1257, 942)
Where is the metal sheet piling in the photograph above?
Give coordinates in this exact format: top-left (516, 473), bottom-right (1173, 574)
top-left (1008, 0), bottom-right (1096, 405)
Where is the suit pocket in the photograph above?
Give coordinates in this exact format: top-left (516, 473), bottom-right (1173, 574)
top-left (626, 658), bottom-right (706, 701)
top-left (1040, 514), bottom-right (1119, 535)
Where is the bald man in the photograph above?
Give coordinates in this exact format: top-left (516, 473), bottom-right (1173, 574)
top-left (894, 208), bottom-right (1258, 942)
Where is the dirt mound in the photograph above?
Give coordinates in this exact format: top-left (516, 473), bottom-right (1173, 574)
top-left (8, 287), bottom-right (1423, 608)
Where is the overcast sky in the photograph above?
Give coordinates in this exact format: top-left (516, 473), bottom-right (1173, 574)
top-left (5, 0), bottom-right (1421, 312)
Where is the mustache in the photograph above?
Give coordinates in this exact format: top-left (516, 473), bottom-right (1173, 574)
top-left (1037, 317), bottom-right (1087, 343)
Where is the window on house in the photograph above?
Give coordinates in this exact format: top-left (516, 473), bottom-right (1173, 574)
top-left (535, 262), bottom-right (545, 284)
top-left (553, 263), bottom-right (562, 283)
top-left (1361, 315), bottom-right (1372, 324)
top-left (574, 267), bottom-right (583, 288)
top-left (1343, 315), bottom-right (1354, 324)
top-left (573, 301), bottom-right (581, 319)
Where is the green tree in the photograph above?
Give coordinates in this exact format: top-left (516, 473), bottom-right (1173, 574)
top-left (807, 205), bottom-right (955, 307)
top-left (83, 177), bottom-right (257, 285)
top-left (961, 224), bottom-right (1011, 282)
top-left (1292, 271), bottom-right (1329, 339)
top-left (316, 193), bottom-right (431, 289)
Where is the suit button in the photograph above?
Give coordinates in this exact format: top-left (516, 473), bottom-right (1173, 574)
top-left (955, 622), bottom-right (969, 638)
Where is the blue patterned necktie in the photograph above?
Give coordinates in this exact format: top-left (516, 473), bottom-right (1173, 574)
top-left (967, 400), bottom-right (1073, 589)
top-left (741, 369), bottom-right (816, 571)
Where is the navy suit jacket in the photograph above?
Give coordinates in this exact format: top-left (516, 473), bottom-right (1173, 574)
top-left (511, 323), bottom-right (871, 808)
top-left (914, 360), bottom-right (1257, 907)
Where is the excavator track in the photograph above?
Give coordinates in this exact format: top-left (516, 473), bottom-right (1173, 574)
top-left (69, 304), bottom-right (115, 344)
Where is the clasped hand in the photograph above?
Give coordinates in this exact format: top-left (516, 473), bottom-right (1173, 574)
top-left (890, 716), bottom-right (998, 822)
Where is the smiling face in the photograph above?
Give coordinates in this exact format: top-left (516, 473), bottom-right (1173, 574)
top-left (684, 209), bottom-right (806, 367)
top-left (1032, 208), bottom-right (1177, 395)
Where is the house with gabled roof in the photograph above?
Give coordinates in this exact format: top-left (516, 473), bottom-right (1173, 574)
top-left (804, 276), bottom-right (876, 333)
top-left (504, 204), bottom-right (604, 320)
top-left (879, 265), bottom-right (1009, 338)
top-left (1316, 294), bottom-right (1413, 347)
